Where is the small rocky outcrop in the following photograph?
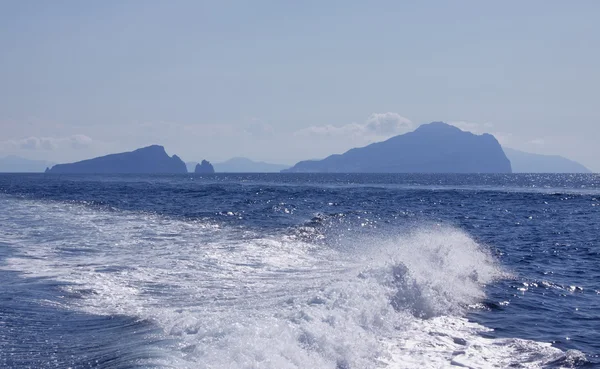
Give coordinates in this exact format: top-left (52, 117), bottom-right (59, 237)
top-left (194, 160), bottom-right (215, 174)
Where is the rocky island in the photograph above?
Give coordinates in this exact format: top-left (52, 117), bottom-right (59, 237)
top-left (194, 160), bottom-right (215, 174)
top-left (45, 145), bottom-right (188, 174)
top-left (283, 122), bottom-right (512, 173)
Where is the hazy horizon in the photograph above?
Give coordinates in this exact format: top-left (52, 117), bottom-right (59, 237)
top-left (1, 1), bottom-right (599, 171)
top-left (0, 123), bottom-right (596, 173)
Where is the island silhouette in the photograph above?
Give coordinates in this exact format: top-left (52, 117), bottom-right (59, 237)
top-left (283, 122), bottom-right (512, 173)
top-left (45, 145), bottom-right (187, 174)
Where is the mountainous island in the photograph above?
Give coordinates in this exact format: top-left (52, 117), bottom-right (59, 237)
top-left (45, 145), bottom-right (187, 174)
top-left (503, 148), bottom-right (591, 173)
top-left (283, 122), bottom-right (512, 173)
top-left (194, 160), bottom-right (215, 174)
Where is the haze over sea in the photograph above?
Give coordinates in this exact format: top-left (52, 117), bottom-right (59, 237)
top-left (1, 173), bottom-right (599, 368)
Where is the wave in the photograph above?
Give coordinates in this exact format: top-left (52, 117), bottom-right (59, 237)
top-left (0, 197), bottom-right (587, 368)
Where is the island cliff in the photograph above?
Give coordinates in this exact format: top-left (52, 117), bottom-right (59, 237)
top-left (194, 160), bottom-right (215, 174)
top-left (283, 122), bottom-right (512, 173)
top-left (45, 145), bottom-right (187, 174)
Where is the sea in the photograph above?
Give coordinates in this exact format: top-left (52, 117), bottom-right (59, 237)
top-left (0, 173), bottom-right (598, 369)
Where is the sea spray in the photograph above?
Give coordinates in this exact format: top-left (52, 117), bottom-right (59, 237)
top-left (1, 196), bottom-right (582, 368)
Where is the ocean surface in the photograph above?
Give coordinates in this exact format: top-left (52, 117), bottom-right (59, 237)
top-left (0, 173), bottom-right (599, 368)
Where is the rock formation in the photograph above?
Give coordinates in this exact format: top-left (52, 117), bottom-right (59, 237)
top-left (194, 160), bottom-right (215, 174)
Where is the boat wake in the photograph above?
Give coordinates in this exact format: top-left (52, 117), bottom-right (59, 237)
top-left (0, 196), bottom-right (587, 368)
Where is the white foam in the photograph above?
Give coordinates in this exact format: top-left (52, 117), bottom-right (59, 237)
top-left (0, 196), bottom-right (583, 368)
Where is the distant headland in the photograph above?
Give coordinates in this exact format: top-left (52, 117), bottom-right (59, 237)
top-left (503, 148), bottom-right (591, 173)
top-left (283, 122), bottom-right (512, 173)
top-left (45, 145), bottom-right (188, 174)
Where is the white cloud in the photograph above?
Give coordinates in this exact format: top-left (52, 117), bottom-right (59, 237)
top-left (364, 112), bottom-right (412, 135)
top-left (296, 112), bottom-right (413, 138)
top-left (447, 121), bottom-right (494, 134)
top-left (1, 134), bottom-right (93, 151)
top-left (19, 137), bottom-right (56, 150)
top-left (67, 134), bottom-right (93, 149)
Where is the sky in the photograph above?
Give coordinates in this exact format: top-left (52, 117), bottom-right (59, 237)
top-left (1, 1), bottom-right (599, 171)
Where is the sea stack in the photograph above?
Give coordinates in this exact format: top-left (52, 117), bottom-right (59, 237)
top-left (194, 160), bottom-right (215, 174)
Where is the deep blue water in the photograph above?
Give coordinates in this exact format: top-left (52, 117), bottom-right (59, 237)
top-left (0, 173), bottom-right (599, 368)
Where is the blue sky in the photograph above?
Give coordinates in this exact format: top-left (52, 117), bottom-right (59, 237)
top-left (1, 1), bottom-right (599, 170)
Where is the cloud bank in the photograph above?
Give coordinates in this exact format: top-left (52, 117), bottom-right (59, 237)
top-left (296, 112), bottom-right (413, 138)
top-left (447, 121), bottom-right (494, 134)
top-left (1, 135), bottom-right (93, 151)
